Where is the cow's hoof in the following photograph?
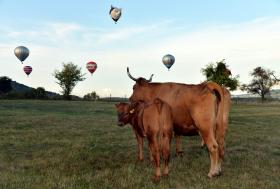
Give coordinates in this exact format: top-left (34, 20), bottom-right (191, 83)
top-left (136, 158), bottom-right (144, 163)
top-left (162, 173), bottom-right (169, 179)
top-left (149, 160), bottom-right (156, 166)
top-left (207, 170), bottom-right (222, 178)
top-left (152, 176), bottom-right (161, 183)
top-left (175, 151), bottom-right (184, 157)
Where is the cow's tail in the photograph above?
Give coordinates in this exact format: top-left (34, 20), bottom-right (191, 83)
top-left (206, 81), bottom-right (225, 160)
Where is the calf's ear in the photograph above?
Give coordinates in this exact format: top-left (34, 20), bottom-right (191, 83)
top-left (114, 103), bottom-right (119, 108)
top-left (129, 109), bottom-right (135, 114)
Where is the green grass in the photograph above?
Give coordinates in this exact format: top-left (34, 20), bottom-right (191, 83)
top-left (0, 100), bottom-right (279, 189)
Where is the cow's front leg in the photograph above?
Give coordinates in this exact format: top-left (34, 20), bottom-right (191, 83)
top-left (175, 134), bottom-right (183, 157)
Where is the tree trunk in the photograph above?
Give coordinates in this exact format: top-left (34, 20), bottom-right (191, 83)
top-left (261, 93), bottom-right (265, 103)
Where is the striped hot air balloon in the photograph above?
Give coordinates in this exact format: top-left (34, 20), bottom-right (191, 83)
top-left (23, 66), bottom-right (32, 76)
top-left (86, 61), bottom-right (97, 75)
top-left (14, 46), bottom-right (29, 64)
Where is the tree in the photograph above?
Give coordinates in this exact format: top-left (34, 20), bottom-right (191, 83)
top-left (84, 91), bottom-right (100, 101)
top-left (35, 87), bottom-right (47, 99)
top-left (241, 67), bottom-right (280, 102)
top-left (54, 62), bottom-right (85, 100)
top-left (0, 76), bottom-right (12, 94)
top-left (201, 59), bottom-right (239, 90)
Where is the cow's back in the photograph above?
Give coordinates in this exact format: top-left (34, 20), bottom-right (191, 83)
top-left (147, 82), bottom-right (215, 126)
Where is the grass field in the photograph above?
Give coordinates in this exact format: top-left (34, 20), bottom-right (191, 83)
top-left (0, 100), bottom-right (279, 189)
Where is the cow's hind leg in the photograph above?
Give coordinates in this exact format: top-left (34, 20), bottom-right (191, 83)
top-left (149, 148), bottom-right (155, 165)
top-left (198, 125), bottom-right (220, 178)
top-left (198, 132), bottom-right (205, 148)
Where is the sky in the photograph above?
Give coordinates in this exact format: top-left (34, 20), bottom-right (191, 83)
top-left (1, 0), bottom-right (280, 97)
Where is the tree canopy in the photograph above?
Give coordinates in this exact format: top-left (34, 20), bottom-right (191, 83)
top-left (54, 62), bottom-right (85, 100)
top-left (84, 91), bottom-right (100, 101)
top-left (0, 76), bottom-right (12, 94)
top-left (241, 66), bottom-right (280, 102)
top-left (201, 59), bottom-right (239, 90)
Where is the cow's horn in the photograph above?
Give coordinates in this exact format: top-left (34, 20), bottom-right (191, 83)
top-left (147, 74), bottom-right (154, 82)
top-left (127, 67), bottom-right (137, 81)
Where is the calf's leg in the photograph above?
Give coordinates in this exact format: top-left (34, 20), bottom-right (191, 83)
top-left (148, 135), bottom-right (161, 182)
top-left (162, 133), bottom-right (172, 176)
top-left (134, 131), bottom-right (144, 162)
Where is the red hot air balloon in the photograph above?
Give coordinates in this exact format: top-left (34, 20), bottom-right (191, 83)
top-left (23, 66), bottom-right (32, 76)
top-left (86, 61), bottom-right (97, 75)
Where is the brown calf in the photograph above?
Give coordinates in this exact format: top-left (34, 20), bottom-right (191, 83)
top-left (115, 98), bottom-right (173, 182)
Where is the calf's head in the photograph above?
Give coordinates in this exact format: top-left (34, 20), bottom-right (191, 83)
top-left (115, 102), bottom-right (131, 126)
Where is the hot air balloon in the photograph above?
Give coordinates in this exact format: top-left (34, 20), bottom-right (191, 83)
top-left (162, 54), bottom-right (175, 70)
top-left (109, 5), bottom-right (122, 23)
top-left (86, 61), bottom-right (97, 75)
top-left (14, 46), bottom-right (29, 64)
top-left (23, 66), bottom-right (32, 76)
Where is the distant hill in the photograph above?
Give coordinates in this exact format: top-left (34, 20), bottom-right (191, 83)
top-left (11, 81), bottom-right (59, 97)
top-left (99, 97), bottom-right (128, 102)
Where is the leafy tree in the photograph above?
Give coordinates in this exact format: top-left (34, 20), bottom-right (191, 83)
top-left (84, 91), bottom-right (100, 101)
top-left (201, 59), bottom-right (239, 90)
top-left (35, 87), bottom-right (47, 99)
top-left (241, 67), bottom-right (280, 102)
top-left (0, 76), bottom-right (12, 94)
top-left (54, 62), bottom-right (85, 100)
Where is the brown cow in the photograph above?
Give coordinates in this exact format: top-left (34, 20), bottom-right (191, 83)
top-left (127, 67), bottom-right (226, 178)
top-left (175, 85), bottom-right (231, 160)
top-left (115, 98), bottom-right (173, 182)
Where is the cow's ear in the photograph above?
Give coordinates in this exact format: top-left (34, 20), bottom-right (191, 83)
top-left (114, 103), bottom-right (119, 107)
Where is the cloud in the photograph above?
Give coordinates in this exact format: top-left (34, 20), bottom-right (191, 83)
top-left (92, 24), bottom-right (162, 45)
top-left (2, 22), bottom-right (82, 46)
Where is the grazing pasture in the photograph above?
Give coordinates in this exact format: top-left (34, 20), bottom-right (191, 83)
top-left (0, 100), bottom-right (279, 189)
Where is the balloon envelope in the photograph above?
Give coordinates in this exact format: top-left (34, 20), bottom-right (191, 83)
top-left (86, 61), bottom-right (97, 75)
top-left (162, 54), bottom-right (175, 70)
top-left (23, 66), bottom-right (32, 76)
top-left (14, 46), bottom-right (29, 63)
top-left (109, 5), bottom-right (122, 23)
